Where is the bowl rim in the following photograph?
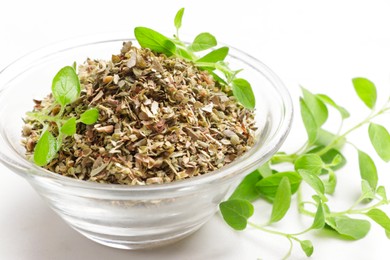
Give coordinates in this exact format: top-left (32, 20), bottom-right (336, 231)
top-left (0, 32), bottom-right (293, 192)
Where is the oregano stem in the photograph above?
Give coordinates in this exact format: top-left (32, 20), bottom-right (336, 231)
top-left (26, 112), bottom-right (66, 124)
top-left (330, 200), bottom-right (388, 216)
top-left (248, 221), bottom-right (289, 237)
top-left (316, 106), bottom-right (389, 156)
top-left (282, 237), bottom-right (294, 260)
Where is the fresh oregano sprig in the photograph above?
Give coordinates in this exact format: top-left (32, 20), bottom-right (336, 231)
top-left (27, 65), bottom-right (99, 166)
top-left (220, 77), bottom-right (390, 258)
top-left (134, 8), bottom-right (255, 109)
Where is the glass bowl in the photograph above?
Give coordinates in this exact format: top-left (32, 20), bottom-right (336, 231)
top-left (0, 32), bottom-right (293, 249)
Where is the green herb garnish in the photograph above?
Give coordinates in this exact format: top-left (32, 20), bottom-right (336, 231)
top-left (27, 66), bottom-right (99, 166)
top-left (220, 78), bottom-right (390, 258)
top-left (134, 8), bottom-right (256, 109)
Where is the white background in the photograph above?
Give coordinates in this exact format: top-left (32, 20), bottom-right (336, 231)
top-left (1, 0), bottom-right (390, 259)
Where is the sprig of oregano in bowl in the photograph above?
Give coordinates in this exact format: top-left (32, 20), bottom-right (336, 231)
top-left (26, 65), bottom-right (99, 166)
top-left (134, 8), bottom-right (255, 110)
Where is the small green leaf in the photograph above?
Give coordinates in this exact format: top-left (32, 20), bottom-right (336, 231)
top-left (322, 149), bottom-right (346, 170)
top-left (232, 78), bottom-right (255, 109)
top-left (358, 150), bottom-right (378, 191)
top-left (134, 27), bottom-right (176, 56)
top-left (270, 177), bottom-right (291, 223)
top-left (324, 171), bottom-right (337, 194)
top-left (327, 216), bottom-right (371, 240)
top-left (368, 123), bottom-right (390, 162)
top-left (189, 32), bottom-right (217, 52)
top-left (72, 61), bottom-right (77, 71)
top-left (377, 186), bottom-right (388, 202)
top-left (330, 154), bottom-right (343, 167)
top-left (229, 169), bottom-right (262, 202)
top-left (295, 154), bottom-right (324, 175)
top-left (352, 77), bottom-right (377, 109)
top-left (256, 171), bottom-right (302, 199)
top-left (311, 202), bottom-right (325, 229)
top-left (316, 93), bottom-right (350, 119)
top-left (315, 129), bottom-right (346, 149)
top-left (196, 47), bottom-right (229, 63)
top-left (309, 146), bottom-right (347, 171)
top-left (219, 199), bottom-right (254, 230)
top-left (300, 98), bottom-right (318, 144)
top-left (298, 170), bottom-right (326, 199)
top-left (33, 130), bottom-right (58, 166)
top-left (361, 180), bottom-right (375, 200)
top-left (60, 117), bottom-right (76, 136)
top-left (258, 162), bottom-right (273, 178)
top-left (302, 87), bottom-right (328, 127)
top-left (206, 70), bottom-right (229, 86)
top-left (79, 108), bottom-right (99, 125)
top-left (365, 209), bottom-right (390, 237)
top-left (175, 48), bottom-right (193, 60)
top-left (299, 240), bottom-right (314, 257)
top-left (52, 66), bottom-right (81, 106)
top-left (174, 8), bottom-right (185, 32)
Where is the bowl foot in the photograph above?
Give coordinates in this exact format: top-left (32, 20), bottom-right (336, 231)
top-left (71, 223), bottom-right (204, 250)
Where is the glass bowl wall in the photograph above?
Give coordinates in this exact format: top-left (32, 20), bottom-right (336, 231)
top-left (0, 33), bottom-right (293, 249)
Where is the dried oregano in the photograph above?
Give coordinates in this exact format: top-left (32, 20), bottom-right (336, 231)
top-left (22, 41), bottom-right (256, 185)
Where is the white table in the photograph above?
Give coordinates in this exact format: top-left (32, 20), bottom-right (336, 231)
top-left (1, 0), bottom-right (390, 259)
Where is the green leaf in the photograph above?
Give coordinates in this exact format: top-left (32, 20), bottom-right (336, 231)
top-left (309, 146), bottom-right (347, 171)
top-left (330, 154), bottom-right (343, 167)
top-left (256, 171), bottom-right (302, 199)
top-left (368, 123), bottom-right (390, 162)
top-left (175, 48), bottom-right (193, 60)
top-left (326, 216), bottom-right (371, 240)
top-left (324, 171), bottom-right (337, 194)
top-left (219, 199), bottom-right (254, 230)
top-left (322, 149), bottom-right (346, 170)
top-left (60, 117), bottom-right (76, 136)
top-left (299, 240), bottom-right (314, 257)
top-left (189, 32), bottom-right (217, 52)
top-left (258, 162), bottom-right (273, 178)
top-left (300, 98), bottom-right (318, 144)
top-left (316, 93), bottom-right (350, 119)
top-left (196, 47), bottom-right (229, 63)
top-left (377, 186), bottom-right (388, 202)
top-left (270, 177), bottom-right (291, 223)
top-left (174, 8), bottom-right (185, 32)
top-left (229, 169), bottom-right (262, 202)
top-left (358, 150), bottom-right (378, 191)
top-left (302, 87), bottom-right (328, 127)
top-left (33, 130), bottom-right (58, 166)
top-left (79, 108), bottom-right (99, 125)
top-left (361, 180), bottom-right (376, 200)
top-left (315, 129), bottom-right (346, 149)
top-left (365, 209), bottom-right (390, 237)
top-left (295, 154), bottom-right (324, 175)
top-left (352, 77), bottom-right (377, 109)
top-left (52, 66), bottom-right (81, 106)
top-left (298, 170), bottom-right (326, 199)
top-left (206, 70), bottom-right (229, 86)
top-left (232, 78), bottom-right (255, 109)
top-left (134, 27), bottom-right (176, 56)
top-left (311, 202), bottom-right (325, 229)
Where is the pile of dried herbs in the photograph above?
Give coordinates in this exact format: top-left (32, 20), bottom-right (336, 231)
top-left (22, 41), bottom-right (256, 185)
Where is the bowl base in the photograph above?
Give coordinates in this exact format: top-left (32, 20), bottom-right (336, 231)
top-left (71, 223), bottom-right (204, 250)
